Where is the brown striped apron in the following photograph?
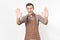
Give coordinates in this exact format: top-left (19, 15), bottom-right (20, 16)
top-left (24, 14), bottom-right (41, 40)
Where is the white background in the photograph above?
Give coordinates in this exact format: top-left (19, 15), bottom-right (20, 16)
top-left (0, 0), bottom-right (60, 40)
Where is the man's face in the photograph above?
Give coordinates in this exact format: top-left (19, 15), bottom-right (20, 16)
top-left (26, 5), bottom-right (34, 15)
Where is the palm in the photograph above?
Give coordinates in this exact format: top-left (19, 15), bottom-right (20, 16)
top-left (16, 8), bottom-right (22, 18)
top-left (43, 8), bottom-right (48, 17)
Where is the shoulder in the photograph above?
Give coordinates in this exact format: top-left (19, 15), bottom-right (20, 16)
top-left (35, 14), bottom-right (41, 18)
top-left (21, 15), bottom-right (28, 19)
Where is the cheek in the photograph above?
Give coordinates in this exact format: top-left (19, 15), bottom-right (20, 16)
top-left (31, 9), bottom-right (34, 11)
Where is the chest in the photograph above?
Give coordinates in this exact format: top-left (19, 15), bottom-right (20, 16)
top-left (26, 15), bottom-right (39, 25)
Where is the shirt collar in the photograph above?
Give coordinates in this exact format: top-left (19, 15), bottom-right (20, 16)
top-left (27, 12), bottom-right (35, 17)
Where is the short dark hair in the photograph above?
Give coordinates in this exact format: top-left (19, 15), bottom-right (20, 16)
top-left (26, 3), bottom-right (34, 7)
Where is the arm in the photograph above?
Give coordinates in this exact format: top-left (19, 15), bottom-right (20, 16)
top-left (16, 8), bottom-right (22, 25)
top-left (16, 16), bottom-right (25, 25)
top-left (38, 8), bottom-right (48, 25)
top-left (43, 8), bottom-right (48, 25)
top-left (16, 18), bottom-right (21, 25)
top-left (44, 17), bottom-right (48, 25)
top-left (38, 15), bottom-right (48, 25)
top-left (16, 8), bottom-right (25, 25)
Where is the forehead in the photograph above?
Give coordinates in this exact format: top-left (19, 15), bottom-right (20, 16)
top-left (26, 5), bottom-right (33, 8)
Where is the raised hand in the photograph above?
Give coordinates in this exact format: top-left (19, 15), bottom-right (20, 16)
top-left (43, 8), bottom-right (48, 18)
top-left (42, 7), bottom-right (48, 25)
top-left (16, 8), bottom-right (22, 19)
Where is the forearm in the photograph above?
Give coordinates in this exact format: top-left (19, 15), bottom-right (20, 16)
top-left (16, 18), bottom-right (21, 25)
top-left (44, 17), bottom-right (48, 25)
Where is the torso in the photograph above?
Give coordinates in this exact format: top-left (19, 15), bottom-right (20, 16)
top-left (24, 14), bottom-right (40, 40)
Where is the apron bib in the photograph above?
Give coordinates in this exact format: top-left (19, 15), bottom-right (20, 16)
top-left (24, 14), bottom-right (40, 40)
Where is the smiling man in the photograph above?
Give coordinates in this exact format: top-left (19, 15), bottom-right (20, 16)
top-left (16, 3), bottom-right (48, 40)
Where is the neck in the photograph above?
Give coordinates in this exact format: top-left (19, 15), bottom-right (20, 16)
top-left (30, 14), bottom-right (33, 17)
top-left (28, 14), bottom-right (32, 17)
top-left (28, 12), bottom-right (34, 17)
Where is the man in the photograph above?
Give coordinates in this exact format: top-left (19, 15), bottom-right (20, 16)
top-left (16, 3), bottom-right (48, 40)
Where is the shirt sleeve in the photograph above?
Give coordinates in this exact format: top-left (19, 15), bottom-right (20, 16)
top-left (20, 16), bottom-right (26, 24)
top-left (38, 15), bottom-right (45, 24)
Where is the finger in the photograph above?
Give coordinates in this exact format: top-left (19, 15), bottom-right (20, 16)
top-left (44, 8), bottom-right (48, 13)
top-left (16, 8), bottom-right (20, 18)
top-left (44, 8), bottom-right (48, 17)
